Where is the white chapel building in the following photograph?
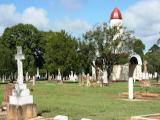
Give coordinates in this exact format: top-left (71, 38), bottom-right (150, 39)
top-left (109, 8), bottom-right (143, 81)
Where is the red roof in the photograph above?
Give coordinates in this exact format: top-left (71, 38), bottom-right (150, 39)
top-left (110, 8), bottom-right (122, 20)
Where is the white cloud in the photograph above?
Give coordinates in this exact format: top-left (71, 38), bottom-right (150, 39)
top-left (53, 17), bottom-right (91, 36)
top-left (0, 4), bottom-right (90, 37)
top-left (22, 7), bottom-right (50, 30)
top-left (0, 4), bottom-right (20, 33)
top-left (0, 4), bottom-right (50, 35)
top-left (123, 0), bottom-right (160, 50)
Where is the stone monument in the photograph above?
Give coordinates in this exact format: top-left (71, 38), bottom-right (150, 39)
top-left (92, 60), bottom-right (96, 80)
top-left (69, 71), bottom-right (75, 82)
top-left (128, 77), bottom-right (133, 99)
top-left (25, 72), bottom-right (29, 81)
top-left (7, 46), bottom-right (36, 120)
top-left (57, 68), bottom-right (62, 83)
top-left (102, 69), bottom-right (108, 85)
top-left (36, 67), bottom-right (40, 79)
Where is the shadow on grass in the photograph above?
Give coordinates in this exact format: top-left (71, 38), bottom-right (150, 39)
top-left (0, 82), bottom-right (8, 85)
top-left (37, 109), bottom-right (51, 116)
top-left (63, 81), bottom-right (78, 84)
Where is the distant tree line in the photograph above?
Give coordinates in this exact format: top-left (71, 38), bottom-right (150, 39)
top-left (0, 23), bottom-right (153, 81)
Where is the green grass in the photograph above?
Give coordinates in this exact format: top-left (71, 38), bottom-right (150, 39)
top-left (1, 81), bottom-right (160, 120)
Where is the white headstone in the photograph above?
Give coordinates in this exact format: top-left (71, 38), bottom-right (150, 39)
top-left (9, 46), bottom-right (33, 105)
top-left (2, 75), bottom-right (4, 83)
top-left (154, 72), bottom-right (158, 78)
top-left (36, 67), bottom-right (40, 78)
top-left (102, 70), bottom-right (108, 84)
top-left (53, 115), bottom-right (68, 120)
top-left (69, 71), bottom-right (76, 82)
top-left (25, 72), bottom-right (29, 81)
top-left (128, 77), bottom-right (133, 99)
top-left (73, 74), bottom-right (78, 81)
top-left (57, 68), bottom-right (62, 81)
top-left (81, 118), bottom-right (92, 120)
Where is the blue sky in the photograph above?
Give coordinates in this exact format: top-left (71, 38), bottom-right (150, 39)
top-left (0, 0), bottom-right (159, 51)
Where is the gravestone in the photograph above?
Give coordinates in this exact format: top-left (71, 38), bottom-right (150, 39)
top-left (7, 46), bottom-right (37, 120)
top-left (97, 67), bottom-right (103, 87)
top-left (102, 69), bottom-right (108, 85)
top-left (53, 115), bottom-right (68, 120)
top-left (2, 75), bottom-right (5, 83)
top-left (86, 73), bottom-right (91, 87)
top-left (73, 73), bottom-right (78, 81)
top-left (36, 67), bottom-right (40, 79)
top-left (25, 72), bottom-right (29, 81)
top-left (92, 60), bottom-right (96, 80)
top-left (32, 76), bottom-right (36, 86)
top-left (154, 72), bottom-right (158, 78)
top-left (57, 68), bottom-right (62, 83)
top-left (2, 84), bottom-right (14, 106)
top-left (128, 77), bottom-right (133, 99)
top-left (69, 71), bottom-right (76, 82)
top-left (81, 118), bottom-right (92, 120)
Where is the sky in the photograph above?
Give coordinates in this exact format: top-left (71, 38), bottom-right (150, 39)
top-left (0, 0), bottom-right (159, 51)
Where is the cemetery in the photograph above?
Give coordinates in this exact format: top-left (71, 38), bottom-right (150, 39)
top-left (0, 1), bottom-right (160, 120)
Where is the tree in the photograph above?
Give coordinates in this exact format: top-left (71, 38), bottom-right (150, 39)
top-left (144, 44), bottom-right (160, 74)
top-left (0, 41), bottom-right (16, 78)
top-left (149, 44), bottom-right (159, 52)
top-left (83, 23), bottom-right (136, 80)
top-left (1, 24), bottom-right (44, 75)
top-left (78, 40), bottom-right (95, 74)
top-left (133, 39), bottom-right (145, 59)
top-left (44, 30), bottom-right (79, 76)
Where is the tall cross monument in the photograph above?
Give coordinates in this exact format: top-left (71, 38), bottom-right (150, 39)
top-left (9, 46), bottom-right (33, 105)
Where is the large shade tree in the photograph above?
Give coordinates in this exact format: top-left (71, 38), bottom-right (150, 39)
top-left (0, 41), bottom-right (16, 79)
top-left (83, 23), bottom-right (145, 80)
top-left (1, 23), bottom-right (44, 75)
top-left (44, 30), bottom-right (80, 76)
top-left (145, 44), bottom-right (160, 75)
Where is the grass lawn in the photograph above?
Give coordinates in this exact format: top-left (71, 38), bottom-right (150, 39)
top-left (1, 81), bottom-right (160, 120)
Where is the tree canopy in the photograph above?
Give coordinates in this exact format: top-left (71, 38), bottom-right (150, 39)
top-left (44, 30), bottom-right (80, 76)
top-left (1, 23), bottom-right (44, 75)
top-left (144, 44), bottom-right (160, 74)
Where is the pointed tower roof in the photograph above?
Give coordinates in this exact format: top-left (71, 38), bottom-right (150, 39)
top-left (110, 8), bottom-right (122, 20)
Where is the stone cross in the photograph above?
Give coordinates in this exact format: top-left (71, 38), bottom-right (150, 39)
top-left (15, 46), bottom-right (25, 85)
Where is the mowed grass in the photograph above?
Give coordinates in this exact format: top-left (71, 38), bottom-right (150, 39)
top-left (1, 81), bottom-right (160, 120)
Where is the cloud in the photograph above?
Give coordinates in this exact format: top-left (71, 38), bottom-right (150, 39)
top-left (53, 17), bottom-right (91, 36)
top-left (123, 0), bottom-right (160, 50)
top-left (0, 4), bottom-right (90, 37)
top-left (0, 4), bottom-right (50, 35)
top-left (22, 7), bottom-right (50, 30)
top-left (0, 4), bottom-right (20, 34)
top-left (59, 0), bottom-right (86, 11)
